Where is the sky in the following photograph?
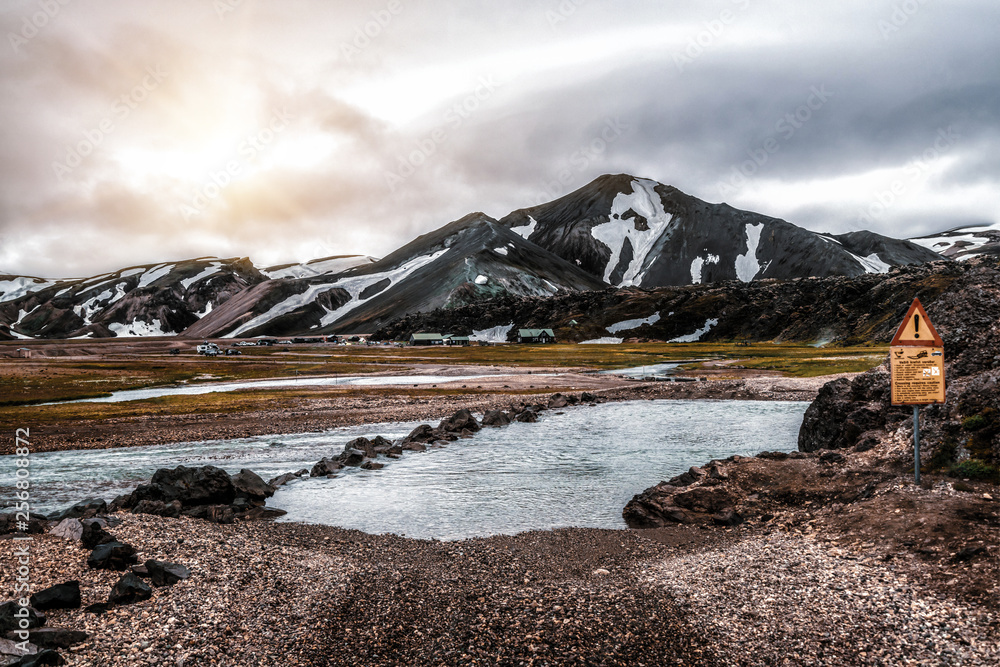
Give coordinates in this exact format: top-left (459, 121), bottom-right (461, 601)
top-left (1, 0), bottom-right (998, 278)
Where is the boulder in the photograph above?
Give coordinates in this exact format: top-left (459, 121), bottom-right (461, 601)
top-left (0, 602), bottom-right (44, 633)
top-left (16, 648), bottom-right (65, 666)
top-left (205, 506), bottom-right (235, 525)
top-left (338, 449), bottom-right (366, 467)
top-left (513, 410), bottom-right (538, 423)
top-left (481, 410), bottom-right (511, 427)
top-left (370, 436), bottom-right (395, 454)
top-left (144, 560), bottom-right (191, 587)
top-left (343, 437), bottom-right (376, 458)
top-left (580, 392), bottom-right (596, 402)
top-left (673, 487), bottom-right (736, 514)
top-left (667, 466), bottom-right (706, 487)
top-left (268, 472), bottom-right (301, 487)
top-left (80, 522), bottom-right (115, 550)
top-left (48, 519), bottom-right (82, 541)
top-left (402, 424), bottom-right (438, 444)
top-left (712, 509), bottom-right (745, 527)
top-left (107, 573), bottom-right (152, 606)
top-left (83, 603), bottom-right (108, 615)
top-left (148, 465), bottom-right (237, 506)
top-left (438, 409), bottom-right (480, 433)
top-left (547, 393), bottom-right (569, 409)
top-left (131, 500), bottom-right (182, 518)
top-left (360, 461), bottom-right (384, 471)
top-left (29, 582), bottom-right (80, 611)
top-left (231, 469), bottom-right (275, 501)
top-left (401, 442), bottom-right (427, 452)
top-left (87, 542), bottom-right (138, 571)
top-left (47, 498), bottom-right (106, 522)
top-left (9, 629), bottom-right (88, 650)
top-left (0, 513), bottom-right (47, 535)
top-left (0, 637), bottom-right (34, 662)
top-left (310, 458), bottom-right (343, 477)
top-left (819, 451), bottom-right (846, 464)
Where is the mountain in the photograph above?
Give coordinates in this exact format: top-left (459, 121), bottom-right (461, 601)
top-left (909, 223), bottom-right (1000, 260)
top-left (0, 173), bottom-right (968, 340)
top-left (499, 174), bottom-right (941, 287)
top-left (0, 258), bottom-right (265, 340)
top-left (199, 213), bottom-right (609, 338)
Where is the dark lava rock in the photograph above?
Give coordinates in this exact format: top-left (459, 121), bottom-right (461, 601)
top-left (338, 448), bottom-right (366, 467)
top-left (548, 393), bottom-right (569, 409)
top-left (107, 573), bottom-right (152, 606)
top-left (205, 505), bottom-right (235, 524)
top-left (151, 465), bottom-right (237, 506)
top-left (231, 469), bottom-right (275, 501)
top-left (12, 628), bottom-right (88, 650)
top-left (674, 487), bottom-right (736, 514)
top-left (343, 437), bottom-right (376, 458)
top-left (29, 582), bottom-right (80, 611)
top-left (144, 560), bottom-right (191, 587)
top-left (402, 424), bottom-right (442, 444)
top-left (268, 472), bottom-right (302, 487)
top-left (954, 545), bottom-right (986, 561)
top-left (756, 451), bottom-right (790, 461)
top-left (46, 498), bottom-right (106, 522)
top-left (712, 509), bottom-right (745, 527)
top-left (438, 408), bottom-right (480, 433)
top-left (310, 457), bottom-right (343, 477)
top-left (819, 451), bottom-right (846, 464)
top-left (83, 603), bottom-right (108, 615)
top-left (513, 410), bottom-right (538, 423)
top-left (80, 522), bottom-right (115, 550)
top-left (481, 410), bottom-right (512, 427)
top-left (16, 648), bottom-right (66, 666)
top-left (402, 442), bottom-right (427, 452)
top-left (0, 602), bottom-right (44, 633)
top-left (360, 461), bottom-right (385, 471)
top-left (131, 499), bottom-right (182, 518)
top-left (87, 542), bottom-right (138, 571)
top-left (667, 466), bottom-right (706, 487)
top-left (0, 513), bottom-right (48, 535)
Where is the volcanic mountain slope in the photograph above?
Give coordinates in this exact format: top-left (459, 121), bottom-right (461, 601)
top-left (499, 174), bottom-right (942, 287)
top-left (0, 258), bottom-right (265, 340)
top-left (910, 223), bottom-right (1000, 260)
top-left (207, 213), bottom-right (609, 338)
top-left (374, 256), bottom-right (998, 346)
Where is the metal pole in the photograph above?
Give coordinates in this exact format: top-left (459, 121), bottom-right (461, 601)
top-left (913, 405), bottom-right (921, 483)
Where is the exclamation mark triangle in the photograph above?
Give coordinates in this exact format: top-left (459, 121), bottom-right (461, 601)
top-left (890, 298), bottom-right (944, 346)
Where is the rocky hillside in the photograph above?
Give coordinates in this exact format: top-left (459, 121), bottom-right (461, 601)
top-left (374, 256), bottom-right (995, 345)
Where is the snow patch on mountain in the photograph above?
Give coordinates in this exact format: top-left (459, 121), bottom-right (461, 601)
top-left (196, 302), bottom-right (213, 318)
top-left (910, 223), bottom-right (1000, 260)
top-left (669, 318), bottom-right (719, 342)
top-left (263, 256), bottom-right (375, 280)
top-left (138, 264), bottom-right (173, 289)
top-left (852, 252), bottom-right (891, 274)
top-left (690, 254), bottom-right (720, 284)
top-left (470, 323), bottom-right (513, 343)
top-left (735, 224), bottom-right (764, 282)
top-left (591, 179), bottom-right (673, 286)
top-left (607, 311), bottom-right (661, 334)
top-left (493, 247), bottom-right (508, 255)
top-left (511, 216), bottom-right (538, 240)
top-left (109, 318), bottom-right (168, 337)
top-left (181, 264), bottom-right (221, 290)
top-left (73, 289), bottom-right (113, 325)
top-left (0, 277), bottom-right (57, 303)
top-left (474, 275), bottom-right (489, 285)
top-left (579, 337), bottom-right (623, 344)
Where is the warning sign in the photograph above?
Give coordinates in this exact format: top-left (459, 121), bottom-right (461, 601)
top-left (889, 298), bottom-right (945, 405)
top-left (890, 346), bottom-right (945, 405)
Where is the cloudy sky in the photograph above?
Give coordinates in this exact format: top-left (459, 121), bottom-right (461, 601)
top-left (1, 0), bottom-right (998, 277)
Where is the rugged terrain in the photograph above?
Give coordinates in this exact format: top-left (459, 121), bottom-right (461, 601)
top-left (1, 174), bottom-right (955, 341)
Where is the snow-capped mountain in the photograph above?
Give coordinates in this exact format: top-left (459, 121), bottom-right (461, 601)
top-left (0, 173), bottom-right (967, 340)
top-left (191, 213), bottom-right (608, 338)
top-left (499, 174), bottom-right (942, 287)
top-left (0, 258), bottom-right (265, 340)
top-left (909, 223), bottom-right (1000, 260)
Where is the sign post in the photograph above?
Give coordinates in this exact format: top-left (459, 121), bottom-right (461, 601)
top-left (889, 298), bottom-right (946, 483)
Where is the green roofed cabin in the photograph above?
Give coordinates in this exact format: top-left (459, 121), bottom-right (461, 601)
top-left (517, 328), bottom-right (556, 344)
top-left (443, 335), bottom-right (470, 346)
top-left (409, 333), bottom-right (444, 346)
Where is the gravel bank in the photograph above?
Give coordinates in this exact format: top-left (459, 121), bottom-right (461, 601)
top-left (643, 532), bottom-right (1000, 666)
